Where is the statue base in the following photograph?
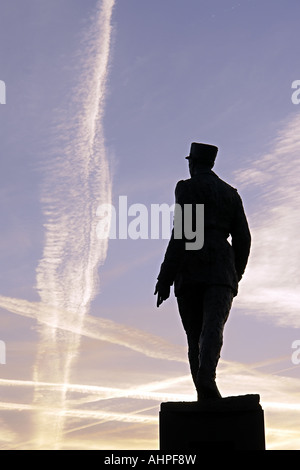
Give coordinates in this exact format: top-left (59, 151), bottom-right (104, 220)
top-left (159, 394), bottom-right (265, 450)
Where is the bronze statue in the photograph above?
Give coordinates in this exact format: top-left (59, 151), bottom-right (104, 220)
top-left (155, 143), bottom-right (251, 400)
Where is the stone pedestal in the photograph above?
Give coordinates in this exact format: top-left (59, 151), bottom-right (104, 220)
top-left (160, 394), bottom-right (265, 450)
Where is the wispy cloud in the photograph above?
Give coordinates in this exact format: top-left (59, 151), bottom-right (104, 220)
top-left (30, 0), bottom-right (115, 448)
top-left (233, 113), bottom-right (300, 328)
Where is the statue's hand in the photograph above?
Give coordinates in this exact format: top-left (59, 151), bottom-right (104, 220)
top-left (154, 281), bottom-right (170, 307)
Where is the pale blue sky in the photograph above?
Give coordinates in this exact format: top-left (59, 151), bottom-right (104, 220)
top-left (0, 0), bottom-right (299, 450)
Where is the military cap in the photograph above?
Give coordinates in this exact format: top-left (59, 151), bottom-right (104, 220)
top-left (186, 142), bottom-right (218, 164)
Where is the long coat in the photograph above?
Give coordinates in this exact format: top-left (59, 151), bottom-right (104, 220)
top-left (157, 169), bottom-right (251, 297)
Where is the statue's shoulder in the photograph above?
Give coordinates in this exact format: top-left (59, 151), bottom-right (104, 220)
top-left (175, 178), bottom-right (188, 186)
top-left (175, 178), bottom-right (188, 192)
top-left (215, 173), bottom-right (239, 195)
top-left (174, 179), bottom-right (191, 202)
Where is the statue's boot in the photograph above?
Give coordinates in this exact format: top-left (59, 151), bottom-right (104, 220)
top-left (196, 370), bottom-right (222, 400)
top-left (196, 377), bottom-right (222, 400)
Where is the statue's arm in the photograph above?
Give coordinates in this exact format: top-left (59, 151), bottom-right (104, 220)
top-left (231, 194), bottom-right (251, 282)
top-left (155, 181), bottom-right (186, 305)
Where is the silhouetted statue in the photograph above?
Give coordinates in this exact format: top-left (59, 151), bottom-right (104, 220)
top-left (155, 143), bottom-right (251, 400)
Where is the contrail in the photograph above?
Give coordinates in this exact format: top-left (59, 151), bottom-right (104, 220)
top-left (0, 402), bottom-right (158, 425)
top-left (0, 376), bottom-right (192, 403)
top-left (32, 0), bottom-right (115, 449)
top-left (0, 295), bottom-right (186, 363)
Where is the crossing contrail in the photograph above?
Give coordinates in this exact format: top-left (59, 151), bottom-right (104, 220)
top-left (0, 294), bottom-right (186, 363)
top-left (32, 0), bottom-right (115, 449)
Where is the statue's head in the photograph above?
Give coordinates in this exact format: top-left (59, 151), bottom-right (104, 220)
top-left (186, 143), bottom-right (218, 175)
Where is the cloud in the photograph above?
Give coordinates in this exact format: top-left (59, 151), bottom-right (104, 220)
top-left (233, 113), bottom-right (300, 327)
top-left (0, 419), bottom-right (18, 449)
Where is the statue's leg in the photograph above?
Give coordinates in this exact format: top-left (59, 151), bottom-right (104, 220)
top-left (196, 285), bottom-right (234, 398)
top-left (177, 287), bottom-right (204, 388)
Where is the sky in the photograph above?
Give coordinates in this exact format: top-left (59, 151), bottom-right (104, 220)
top-left (0, 0), bottom-right (299, 450)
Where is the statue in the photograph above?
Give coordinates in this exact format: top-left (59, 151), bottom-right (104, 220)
top-left (155, 143), bottom-right (251, 400)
